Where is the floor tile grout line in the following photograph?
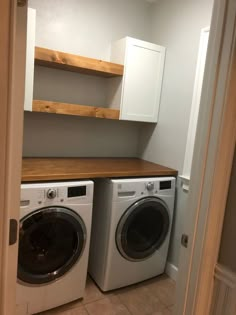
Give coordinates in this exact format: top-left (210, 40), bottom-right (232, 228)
top-left (82, 295), bottom-right (109, 306)
top-left (82, 296), bottom-right (106, 305)
top-left (114, 294), bottom-right (133, 315)
top-left (84, 306), bottom-right (90, 315)
top-left (123, 303), bottom-right (133, 315)
top-left (115, 294), bottom-right (134, 315)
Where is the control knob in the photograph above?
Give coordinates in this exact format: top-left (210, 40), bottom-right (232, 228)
top-left (146, 182), bottom-right (154, 191)
top-left (47, 188), bottom-right (57, 199)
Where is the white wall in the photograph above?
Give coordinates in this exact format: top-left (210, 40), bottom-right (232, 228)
top-left (139, 0), bottom-right (213, 267)
top-left (23, 0), bottom-right (152, 157)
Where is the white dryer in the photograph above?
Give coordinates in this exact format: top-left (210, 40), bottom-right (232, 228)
top-left (17, 181), bottom-right (93, 315)
top-left (89, 177), bottom-right (175, 291)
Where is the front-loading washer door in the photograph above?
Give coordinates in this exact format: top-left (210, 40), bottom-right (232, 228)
top-left (116, 197), bottom-right (170, 261)
top-left (18, 206), bottom-right (86, 284)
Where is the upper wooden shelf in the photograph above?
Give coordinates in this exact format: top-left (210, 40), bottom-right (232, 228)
top-left (34, 47), bottom-right (124, 78)
top-left (22, 158), bottom-right (178, 182)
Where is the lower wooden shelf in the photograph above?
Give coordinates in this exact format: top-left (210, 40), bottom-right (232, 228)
top-left (32, 100), bottom-right (120, 120)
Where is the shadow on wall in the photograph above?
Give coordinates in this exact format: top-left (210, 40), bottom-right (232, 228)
top-left (23, 112), bottom-right (142, 158)
top-left (138, 123), bottom-right (157, 158)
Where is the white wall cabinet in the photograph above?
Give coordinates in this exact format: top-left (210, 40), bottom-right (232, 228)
top-left (111, 37), bottom-right (166, 123)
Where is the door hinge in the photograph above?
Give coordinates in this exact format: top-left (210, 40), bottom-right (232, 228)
top-left (17, 0), bottom-right (27, 7)
top-left (181, 234), bottom-right (189, 248)
top-left (9, 219), bottom-right (18, 246)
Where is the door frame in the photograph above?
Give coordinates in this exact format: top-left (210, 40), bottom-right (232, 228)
top-left (0, 0), bottom-right (235, 314)
top-left (0, 1), bottom-right (26, 314)
top-left (175, 0), bottom-right (236, 314)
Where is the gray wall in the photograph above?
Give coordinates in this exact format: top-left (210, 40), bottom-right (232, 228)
top-left (139, 0), bottom-right (213, 267)
top-left (218, 149), bottom-right (236, 272)
top-left (29, 0), bottom-right (152, 61)
top-left (23, 112), bottom-right (140, 157)
top-left (24, 0), bottom-right (152, 157)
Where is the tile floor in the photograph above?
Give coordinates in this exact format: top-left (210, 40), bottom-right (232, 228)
top-left (38, 274), bottom-right (175, 315)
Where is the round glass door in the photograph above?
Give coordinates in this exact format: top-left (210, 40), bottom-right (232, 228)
top-left (116, 197), bottom-right (170, 261)
top-left (18, 206), bottom-right (86, 284)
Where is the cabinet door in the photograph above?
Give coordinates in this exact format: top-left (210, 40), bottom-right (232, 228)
top-left (24, 8), bottom-right (36, 111)
top-left (121, 39), bottom-right (165, 123)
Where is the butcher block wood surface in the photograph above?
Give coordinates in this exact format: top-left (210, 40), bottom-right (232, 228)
top-left (35, 47), bottom-right (124, 77)
top-left (33, 100), bottom-right (120, 120)
top-left (22, 158), bottom-right (178, 182)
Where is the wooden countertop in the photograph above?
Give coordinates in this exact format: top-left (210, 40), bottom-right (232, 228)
top-left (22, 158), bottom-right (178, 182)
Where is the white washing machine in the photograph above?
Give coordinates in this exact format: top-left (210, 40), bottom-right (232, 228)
top-left (17, 181), bottom-right (93, 315)
top-left (89, 177), bottom-right (176, 291)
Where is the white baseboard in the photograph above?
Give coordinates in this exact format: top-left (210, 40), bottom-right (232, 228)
top-left (210, 264), bottom-right (236, 315)
top-left (165, 261), bottom-right (178, 281)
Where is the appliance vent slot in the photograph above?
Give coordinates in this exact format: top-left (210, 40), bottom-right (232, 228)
top-left (20, 200), bottom-right (30, 207)
top-left (118, 191), bottom-right (136, 197)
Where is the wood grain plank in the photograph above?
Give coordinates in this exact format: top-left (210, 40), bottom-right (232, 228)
top-left (22, 158), bottom-right (178, 182)
top-left (0, 3), bottom-right (26, 314)
top-left (35, 47), bottom-right (124, 77)
top-left (32, 100), bottom-right (120, 120)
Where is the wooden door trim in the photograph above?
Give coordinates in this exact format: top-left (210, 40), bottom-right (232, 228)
top-left (0, 0), bottom-right (16, 312)
top-left (192, 4), bottom-right (236, 312)
top-left (175, 0), bottom-right (236, 314)
top-left (0, 1), bottom-right (26, 314)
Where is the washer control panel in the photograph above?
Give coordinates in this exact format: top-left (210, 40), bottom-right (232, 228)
top-left (20, 181), bottom-right (94, 211)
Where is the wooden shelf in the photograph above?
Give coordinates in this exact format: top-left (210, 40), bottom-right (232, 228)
top-left (32, 100), bottom-right (120, 120)
top-left (22, 158), bottom-right (178, 182)
top-left (35, 47), bottom-right (124, 78)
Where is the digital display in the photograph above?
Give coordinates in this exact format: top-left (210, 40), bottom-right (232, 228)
top-left (68, 186), bottom-right (86, 198)
top-left (160, 181), bottom-right (171, 190)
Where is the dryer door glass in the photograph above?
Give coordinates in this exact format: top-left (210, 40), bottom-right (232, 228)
top-left (116, 197), bottom-right (170, 261)
top-left (18, 206), bottom-right (86, 284)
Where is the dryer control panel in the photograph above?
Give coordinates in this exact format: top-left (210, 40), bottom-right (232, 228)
top-left (111, 177), bottom-right (176, 201)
